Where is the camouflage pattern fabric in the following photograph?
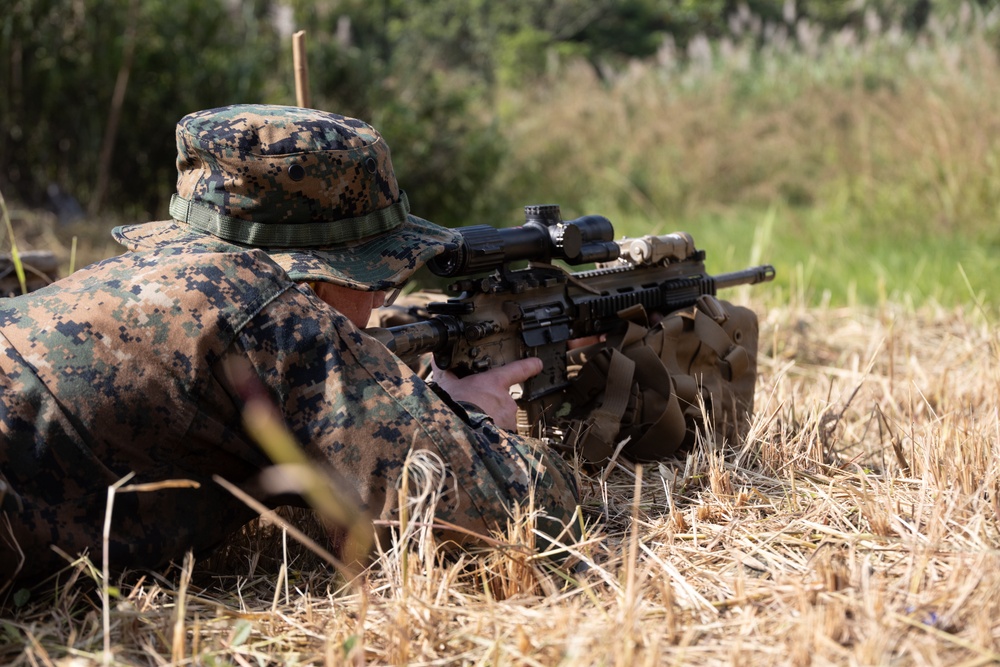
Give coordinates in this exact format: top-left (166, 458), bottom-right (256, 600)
top-left (0, 237), bottom-right (579, 584)
top-left (114, 105), bottom-right (461, 292)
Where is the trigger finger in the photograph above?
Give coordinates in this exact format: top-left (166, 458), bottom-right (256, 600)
top-left (501, 357), bottom-right (543, 386)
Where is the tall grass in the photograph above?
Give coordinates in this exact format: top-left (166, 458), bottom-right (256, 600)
top-left (494, 4), bottom-right (1000, 309)
top-left (0, 188), bottom-right (28, 295)
top-left (4, 297), bottom-right (999, 665)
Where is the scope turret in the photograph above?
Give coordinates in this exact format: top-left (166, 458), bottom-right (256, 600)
top-left (427, 204), bottom-right (621, 277)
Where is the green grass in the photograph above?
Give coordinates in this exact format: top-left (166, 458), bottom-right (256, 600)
top-left (607, 204), bottom-right (994, 312)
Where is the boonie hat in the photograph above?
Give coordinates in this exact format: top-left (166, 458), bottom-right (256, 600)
top-left (113, 104), bottom-right (459, 291)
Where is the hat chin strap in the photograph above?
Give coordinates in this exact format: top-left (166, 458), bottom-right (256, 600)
top-left (168, 191), bottom-right (411, 248)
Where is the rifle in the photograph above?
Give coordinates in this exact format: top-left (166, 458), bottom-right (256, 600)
top-left (365, 204), bottom-right (774, 438)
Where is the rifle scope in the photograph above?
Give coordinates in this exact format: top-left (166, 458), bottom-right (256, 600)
top-left (427, 204), bottom-right (621, 277)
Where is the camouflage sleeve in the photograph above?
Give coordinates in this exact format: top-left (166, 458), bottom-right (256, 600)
top-left (231, 284), bottom-right (581, 553)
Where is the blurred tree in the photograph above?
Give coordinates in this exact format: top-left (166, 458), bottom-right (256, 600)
top-left (0, 0), bottom-right (286, 220)
top-left (283, 0), bottom-right (694, 224)
top-left (1, 0), bottom-right (991, 224)
top-left (287, 0), bottom-right (510, 226)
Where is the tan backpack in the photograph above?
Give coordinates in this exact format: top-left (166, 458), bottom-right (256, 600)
top-left (543, 294), bottom-right (759, 463)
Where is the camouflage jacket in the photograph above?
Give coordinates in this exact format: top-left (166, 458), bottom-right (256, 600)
top-left (0, 237), bottom-right (579, 582)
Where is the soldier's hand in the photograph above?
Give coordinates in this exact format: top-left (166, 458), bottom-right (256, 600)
top-left (432, 357), bottom-right (543, 431)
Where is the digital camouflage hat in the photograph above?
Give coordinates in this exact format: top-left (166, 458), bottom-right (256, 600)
top-left (113, 104), bottom-right (460, 291)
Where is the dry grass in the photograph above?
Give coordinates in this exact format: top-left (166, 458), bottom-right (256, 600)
top-left (2, 297), bottom-right (998, 666)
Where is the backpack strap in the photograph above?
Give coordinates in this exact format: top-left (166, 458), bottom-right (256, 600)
top-left (616, 342), bottom-right (688, 461)
top-left (568, 347), bottom-right (637, 463)
top-left (691, 296), bottom-right (750, 382)
top-left (568, 315), bottom-right (688, 462)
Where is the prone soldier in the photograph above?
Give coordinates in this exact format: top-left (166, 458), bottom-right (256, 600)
top-left (0, 104), bottom-right (581, 586)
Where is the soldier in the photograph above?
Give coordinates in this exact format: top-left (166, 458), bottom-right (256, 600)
top-left (0, 104), bottom-right (580, 586)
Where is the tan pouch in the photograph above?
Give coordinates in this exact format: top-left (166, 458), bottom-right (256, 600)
top-left (558, 295), bottom-right (759, 463)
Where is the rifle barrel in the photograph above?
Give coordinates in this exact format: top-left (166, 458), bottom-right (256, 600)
top-left (713, 264), bottom-right (776, 290)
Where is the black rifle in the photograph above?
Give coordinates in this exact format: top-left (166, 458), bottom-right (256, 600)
top-left (366, 205), bottom-right (774, 430)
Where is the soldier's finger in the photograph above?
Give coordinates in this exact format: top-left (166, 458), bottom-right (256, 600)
top-left (490, 357), bottom-right (543, 388)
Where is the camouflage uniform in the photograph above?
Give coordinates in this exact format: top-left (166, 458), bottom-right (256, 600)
top-left (0, 105), bottom-right (579, 584)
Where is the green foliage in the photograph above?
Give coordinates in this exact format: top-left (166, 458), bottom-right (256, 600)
top-left (367, 79), bottom-right (508, 227)
top-left (285, 0), bottom-right (510, 225)
top-left (3, 0), bottom-right (1000, 308)
top-left (1, 0), bottom-right (287, 218)
top-left (12, 588), bottom-right (30, 608)
top-left (0, 188), bottom-right (27, 295)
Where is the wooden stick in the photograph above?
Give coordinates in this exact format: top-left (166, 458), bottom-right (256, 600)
top-left (90, 0), bottom-right (139, 216)
top-left (293, 30), bottom-right (311, 108)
